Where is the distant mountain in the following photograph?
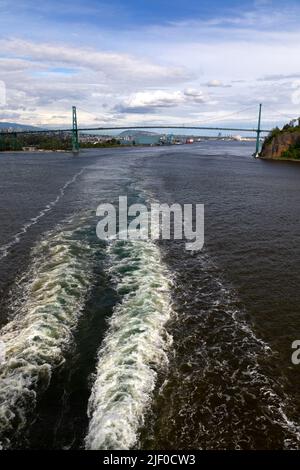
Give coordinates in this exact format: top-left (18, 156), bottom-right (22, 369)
top-left (0, 122), bottom-right (43, 131)
top-left (118, 130), bottom-right (159, 137)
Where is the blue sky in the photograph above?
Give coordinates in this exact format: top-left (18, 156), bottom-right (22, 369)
top-left (1, 0), bottom-right (300, 129)
top-left (0, 1), bottom-right (267, 30)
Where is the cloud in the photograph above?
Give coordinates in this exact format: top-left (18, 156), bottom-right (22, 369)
top-left (116, 91), bottom-right (184, 113)
top-left (115, 89), bottom-right (211, 113)
top-left (183, 88), bottom-right (209, 102)
top-left (0, 39), bottom-right (189, 85)
top-left (291, 80), bottom-right (300, 105)
top-left (258, 73), bottom-right (300, 82)
top-left (0, 37), bottom-right (192, 125)
top-left (0, 81), bottom-right (6, 107)
top-left (0, 58), bottom-right (34, 72)
top-left (0, 111), bottom-right (22, 120)
top-left (1, 5), bottom-right (300, 128)
top-left (204, 80), bottom-right (232, 88)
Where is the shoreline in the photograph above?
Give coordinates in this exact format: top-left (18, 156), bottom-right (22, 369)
top-left (0, 144), bottom-right (186, 154)
top-left (258, 156), bottom-right (300, 163)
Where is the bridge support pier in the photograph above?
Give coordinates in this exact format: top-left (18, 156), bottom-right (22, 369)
top-left (72, 106), bottom-right (79, 154)
top-left (254, 103), bottom-right (262, 157)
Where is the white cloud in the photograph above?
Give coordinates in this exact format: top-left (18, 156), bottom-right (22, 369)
top-left (184, 88), bottom-right (209, 102)
top-left (291, 80), bottom-right (300, 105)
top-left (116, 89), bottom-right (211, 113)
top-left (205, 80), bottom-right (231, 88)
top-left (135, 90), bottom-right (183, 107)
top-left (0, 39), bottom-right (189, 85)
top-left (258, 73), bottom-right (300, 82)
top-left (0, 81), bottom-right (6, 107)
top-left (1, 6), bottom-right (300, 128)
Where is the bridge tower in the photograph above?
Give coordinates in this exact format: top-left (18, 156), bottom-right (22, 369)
top-left (72, 106), bottom-right (79, 153)
top-left (255, 103), bottom-right (262, 157)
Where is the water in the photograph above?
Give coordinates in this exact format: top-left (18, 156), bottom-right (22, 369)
top-left (86, 237), bottom-right (173, 450)
top-left (0, 143), bottom-right (300, 449)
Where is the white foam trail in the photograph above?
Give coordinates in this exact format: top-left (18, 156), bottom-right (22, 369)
top-left (85, 238), bottom-right (173, 450)
top-left (0, 169), bottom-right (84, 260)
top-left (0, 214), bottom-right (96, 449)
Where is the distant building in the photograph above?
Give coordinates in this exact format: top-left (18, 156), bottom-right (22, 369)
top-left (134, 135), bottom-right (161, 146)
top-left (120, 134), bottom-right (134, 145)
top-left (120, 139), bottom-right (134, 146)
top-left (22, 146), bottom-right (37, 151)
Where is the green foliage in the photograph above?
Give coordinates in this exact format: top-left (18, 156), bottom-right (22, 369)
top-left (261, 122), bottom-right (300, 159)
top-left (0, 133), bottom-right (125, 152)
top-left (263, 126), bottom-right (281, 145)
top-left (281, 141), bottom-right (300, 160)
top-left (0, 133), bottom-right (72, 151)
top-left (263, 123), bottom-right (300, 145)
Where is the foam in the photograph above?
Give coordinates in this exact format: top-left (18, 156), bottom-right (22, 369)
top-left (85, 237), bottom-right (173, 450)
top-left (0, 213), bottom-right (95, 449)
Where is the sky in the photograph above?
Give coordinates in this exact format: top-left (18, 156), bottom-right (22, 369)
top-left (1, 0), bottom-right (300, 130)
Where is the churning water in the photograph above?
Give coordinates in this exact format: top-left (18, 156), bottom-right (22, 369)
top-left (86, 236), bottom-right (173, 450)
top-left (0, 143), bottom-right (300, 449)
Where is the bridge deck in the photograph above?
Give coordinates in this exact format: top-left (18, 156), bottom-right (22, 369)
top-left (0, 125), bottom-right (271, 135)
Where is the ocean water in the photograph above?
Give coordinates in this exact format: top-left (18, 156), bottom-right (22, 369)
top-left (0, 143), bottom-right (300, 449)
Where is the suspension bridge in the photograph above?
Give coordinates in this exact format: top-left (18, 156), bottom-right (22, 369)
top-left (0, 104), bottom-right (269, 156)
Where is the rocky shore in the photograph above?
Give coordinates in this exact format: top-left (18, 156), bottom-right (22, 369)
top-left (260, 126), bottom-right (300, 160)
